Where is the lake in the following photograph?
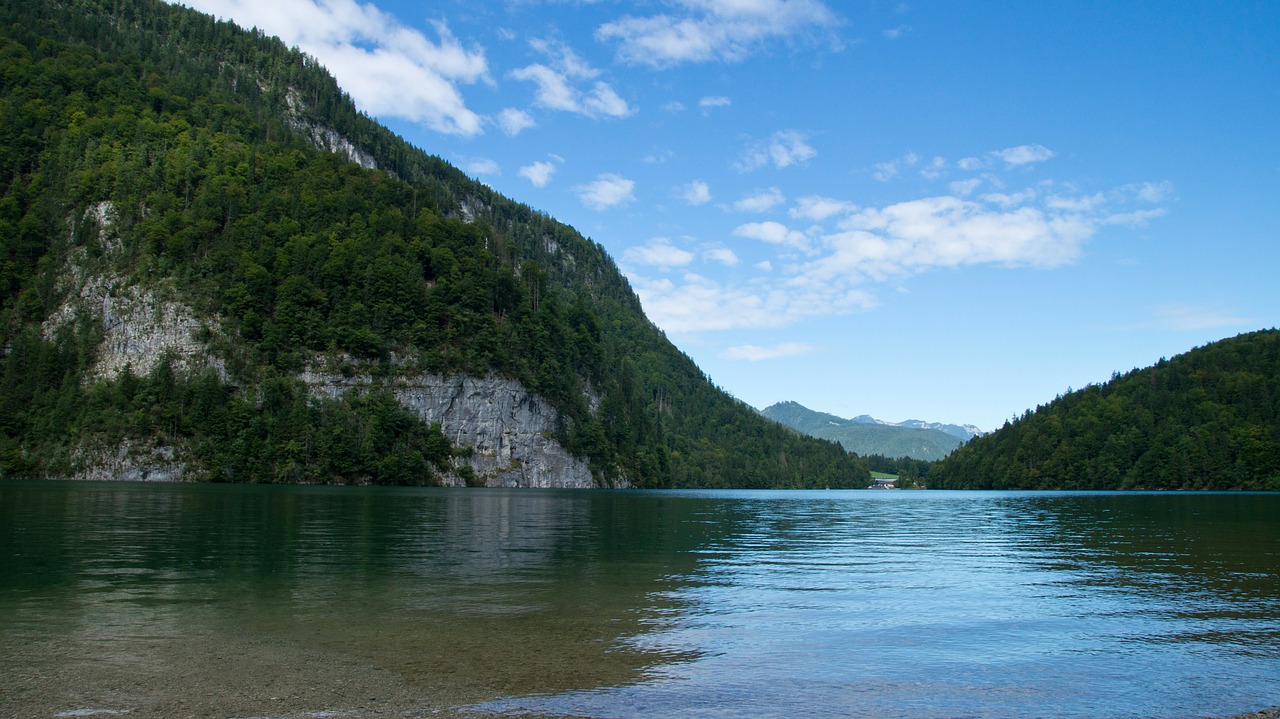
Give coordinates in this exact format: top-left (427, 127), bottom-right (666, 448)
top-left (2, 482), bottom-right (1278, 718)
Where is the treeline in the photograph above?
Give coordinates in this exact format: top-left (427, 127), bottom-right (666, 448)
top-left (931, 330), bottom-right (1280, 490)
top-left (0, 0), bottom-right (866, 487)
top-left (862, 454), bottom-right (935, 489)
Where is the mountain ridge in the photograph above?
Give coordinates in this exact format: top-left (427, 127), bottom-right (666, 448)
top-left (841, 413), bottom-right (983, 441)
top-left (931, 330), bottom-right (1280, 490)
top-left (761, 401), bottom-right (970, 461)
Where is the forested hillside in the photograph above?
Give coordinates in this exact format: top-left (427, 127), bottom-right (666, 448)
top-left (761, 401), bottom-right (962, 461)
top-left (931, 330), bottom-right (1280, 490)
top-left (0, 0), bottom-right (866, 488)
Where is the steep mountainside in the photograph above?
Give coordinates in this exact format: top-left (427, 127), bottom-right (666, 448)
top-left (761, 401), bottom-right (963, 461)
top-left (0, 0), bottom-right (866, 488)
top-left (931, 330), bottom-right (1280, 490)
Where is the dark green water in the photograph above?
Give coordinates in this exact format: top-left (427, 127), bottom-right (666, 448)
top-left (2, 482), bottom-right (1278, 718)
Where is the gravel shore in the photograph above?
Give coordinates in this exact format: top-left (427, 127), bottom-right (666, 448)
top-left (3, 621), bottom-right (1277, 719)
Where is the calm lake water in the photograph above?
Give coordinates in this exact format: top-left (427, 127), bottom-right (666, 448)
top-left (2, 482), bottom-right (1278, 718)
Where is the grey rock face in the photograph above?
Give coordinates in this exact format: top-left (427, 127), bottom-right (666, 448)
top-left (301, 369), bottom-right (600, 489)
top-left (68, 440), bottom-right (187, 482)
top-left (44, 201), bottom-right (225, 382)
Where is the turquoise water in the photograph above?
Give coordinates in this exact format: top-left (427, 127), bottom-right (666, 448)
top-left (2, 482), bottom-right (1278, 718)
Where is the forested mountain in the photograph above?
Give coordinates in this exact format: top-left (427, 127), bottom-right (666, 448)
top-left (0, 0), bottom-right (867, 488)
top-left (931, 330), bottom-right (1280, 490)
top-left (761, 401), bottom-right (963, 461)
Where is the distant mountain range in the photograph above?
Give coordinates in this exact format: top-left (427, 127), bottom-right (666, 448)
top-left (761, 402), bottom-right (982, 461)
top-left (841, 414), bottom-right (984, 442)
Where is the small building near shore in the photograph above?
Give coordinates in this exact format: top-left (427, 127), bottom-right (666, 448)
top-left (868, 477), bottom-right (898, 490)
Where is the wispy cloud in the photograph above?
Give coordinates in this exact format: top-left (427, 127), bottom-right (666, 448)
top-left (623, 238), bottom-right (695, 269)
top-left (733, 187), bottom-right (785, 212)
top-left (596, 0), bottom-right (842, 68)
top-left (993, 144), bottom-right (1055, 166)
top-left (519, 160), bottom-right (557, 187)
top-left (873, 151), bottom-right (918, 181)
top-left (509, 38), bottom-right (632, 119)
top-left (1152, 305), bottom-right (1251, 331)
top-left (461, 157), bottom-right (500, 176)
top-left (699, 95), bottom-right (732, 112)
top-left (632, 176), bottom-right (1172, 335)
top-left (736, 130), bottom-right (817, 172)
top-left (575, 173), bottom-right (636, 210)
top-left (959, 144), bottom-right (1056, 172)
top-left (811, 197), bottom-right (1093, 282)
top-left (734, 221), bottom-right (811, 251)
top-left (722, 342), bottom-right (819, 361)
top-left (791, 195), bottom-right (858, 222)
top-left (680, 180), bottom-right (712, 205)
top-left (183, 0), bottom-right (489, 135)
top-left (631, 272), bottom-right (875, 333)
top-left (704, 245), bottom-right (740, 266)
top-left (497, 108), bottom-right (535, 136)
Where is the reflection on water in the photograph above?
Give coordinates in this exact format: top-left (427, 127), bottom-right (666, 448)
top-left (2, 483), bottom-right (1279, 718)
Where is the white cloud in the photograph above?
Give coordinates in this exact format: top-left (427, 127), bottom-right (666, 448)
top-left (630, 273), bottom-right (874, 333)
top-left (733, 187), bottom-right (785, 212)
top-left (1119, 181), bottom-right (1175, 203)
top-left (736, 130), bottom-right (817, 171)
top-left (681, 180), bottom-right (713, 205)
top-left (873, 151), bottom-right (919, 181)
top-left (704, 245), bottom-right (741, 266)
top-left (462, 157), bottom-right (500, 176)
top-left (1100, 208), bottom-right (1167, 226)
top-left (722, 342), bottom-right (818, 361)
top-left (953, 144), bottom-right (1055, 173)
top-left (497, 108), bottom-right (535, 136)
top-left (920, 156), bottom-right (947, 180)
top-left (950, 178), bottom-right (983, 196)
top-left (992, 144), bottom-right (1055, 166)
top-left (519, 160), bottom-right (557, 187)
top-left (791, 195), bottom-right (858, 221)
top-left (575, 173), bottom-right (636, 210)
top-left (699, 95), bottom-right (732, 111)
top-left (1045, 192), bottom-right (1106, 212)
top-left (634, 175), bottom-right (1172, 336)
top-left (882, 25), bottom-right (910, 40)
top-left (624, 238), bottom-right (695, 268)
top-left (734, 221), bottom-right (810, 251)
top-left (183, 0), bottom-right (489, 136)
top-left (1153, 305), bottom-right (1250, 331)
top-left (662, 100), bottom-right (687, 112)
top-left (980, 189), bottom-right (1037, 207)
top-left (815, 196), bottom-right (1093, 281)
top-left (509, 38), bottom-right (632, 119)
top-left (596, 0), bottom-right (841, 68)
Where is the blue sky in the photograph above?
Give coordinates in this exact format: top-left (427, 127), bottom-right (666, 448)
top-left (183, 0), bottom-right (1279, 431)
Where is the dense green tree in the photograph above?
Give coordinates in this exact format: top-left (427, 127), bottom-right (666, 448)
top-left (932, 330), bottom-right (1280, 490)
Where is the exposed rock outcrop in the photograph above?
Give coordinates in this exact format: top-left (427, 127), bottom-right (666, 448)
top-left (301, 368), bottom-right (602, 489)
top-left (43, 202), bottom-right (225, 381)
top-left (284, 88), bottom-right (377, 170)
top-left (68, 439), bottom-right (187, 482)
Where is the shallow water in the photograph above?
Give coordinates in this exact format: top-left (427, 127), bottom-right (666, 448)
top-left (2, 482), bottom-right (1278, 718)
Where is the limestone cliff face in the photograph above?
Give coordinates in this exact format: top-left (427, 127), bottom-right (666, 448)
top-left (43, 202), bottom-right (226, 382)
top-left (68, 440), bottom-right (187, 483)
top-left (300, 368), bottom-right (603, 489)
